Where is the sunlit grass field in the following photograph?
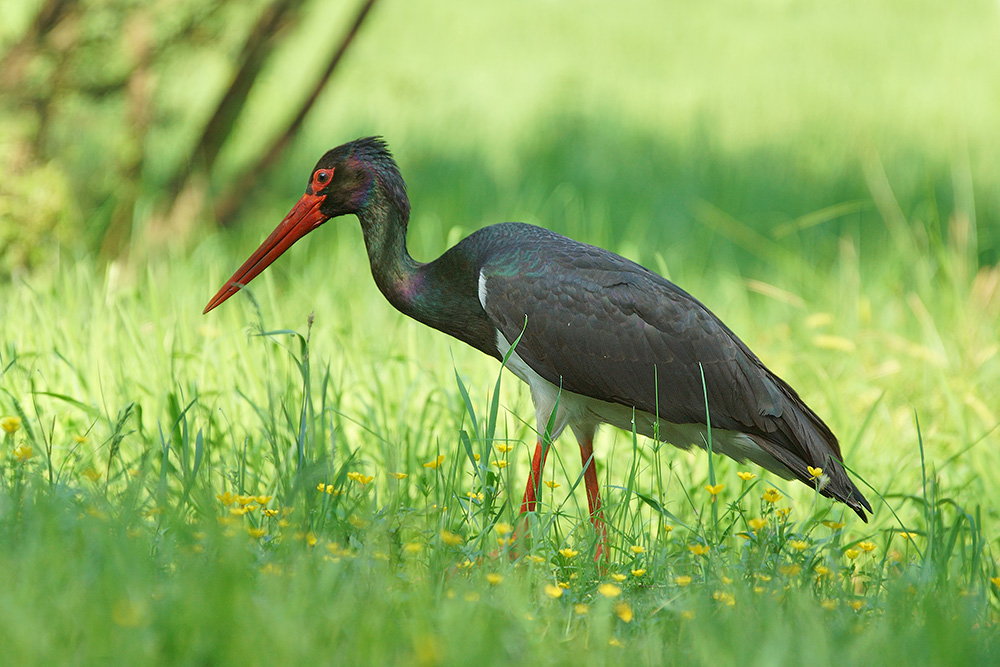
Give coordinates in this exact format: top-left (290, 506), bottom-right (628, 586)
top-left (3, 0), bottom-right (1000, 664)
top-left (3, 208), bottom-right (999, 663)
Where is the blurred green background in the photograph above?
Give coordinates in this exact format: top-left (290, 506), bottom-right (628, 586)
top-left (3, 4), bottom-right (1000, 661)
top-left (2, 0), bottom-right (999, 280)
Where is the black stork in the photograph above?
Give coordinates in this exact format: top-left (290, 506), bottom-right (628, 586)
top-left (204, 137), bottom-right (872, 558)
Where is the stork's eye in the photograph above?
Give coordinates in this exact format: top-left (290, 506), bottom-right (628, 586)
top-left (312, 169), bottom-right (333, 190)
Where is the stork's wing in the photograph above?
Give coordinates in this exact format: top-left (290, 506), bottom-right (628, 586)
top-left (480, 238), bottom-right (871, 519)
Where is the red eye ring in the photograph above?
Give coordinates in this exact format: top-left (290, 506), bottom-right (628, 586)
top-left (312, 169), bottom-right (333, 190)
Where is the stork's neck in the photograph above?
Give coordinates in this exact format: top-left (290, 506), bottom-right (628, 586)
top-left (356, 187), bottom-right (423, 314)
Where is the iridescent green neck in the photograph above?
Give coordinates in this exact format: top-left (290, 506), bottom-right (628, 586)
top-left (357, 186), bottom-right (423, 313)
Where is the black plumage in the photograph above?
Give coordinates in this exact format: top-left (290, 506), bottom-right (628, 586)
top-left (205, 137), bottom-right (872, 527)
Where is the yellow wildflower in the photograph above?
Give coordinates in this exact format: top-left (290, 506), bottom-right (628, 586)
top-left (558, 581), bottom-right (571, 589)
top-left (609, 638), bottom-right (624, 647)
top-left (526, 554), bottom-right (546, 564)
top-left (403, 542), bottom-right (423, 554)
top-left (0, 416), bottom-right (21, 434)
top-left (14, 444), bottom-right (34, 462)
top-left (737, 471), bottom-right (756, 481)
top-left (789, 540), bottom-right (809, 551)
top-left (990, 577), bottom-right (1000, 588)
top-left (305, 532), bottom-right (318, 547)
top-left (821, 599), bottom-right (837, 610)
top-left (663, 525), bottom-right (674, 534)
top-left (615, 602), bottom-right (634, 622)
top-left (778, 564), bottom-right (802, 577)
top-left (544, 480), bottom-right (560, 489)
top-left (807, 466), bottom-right (823, 479)
top-left (598, 583), bottom-right (621, 598)
top-left (574, 603), bottom-right (589, 615)
top-left (629, 545), bottom-right (646, 555)
top-left (721, 575), bottom-right (733, 585)
top-left (688, 544), bottom-right (710, 556)
top-left (814, 565), bottom-right (831, 577)
top-left (229, 505), bottom-right (250, 517)
top-left (389, 472), bottom-right (408, 479)
top-left (762, 488), bottom-right (782, 503)
top-left (705, 483), bottom-right (725, 495)
top-left (495, 522), bottom-right (514, 536)
top-left (256, 495), bottom-right (273, 504)
top-left (466, 491), bottom-right (484, 501)
top-left (748, 518), bottom-right (767, 532)
top-left (858, 541), bottom-right (877, 553)
top-left (559, 548), bottom-right (579, 559)
top-left (440, 530), bottom-right (464, 546)
top-left (611, 573), bottom-right (627, 582)
top-left (848, 600), bottom-right (864, 611)
top-left (493, 460), bottom-right (509, 469)
top-left (544, 584), bottom-right (563, 599)
top-left (423, 455), bottom-right (446, 470)
top-left (82, 468), bottom-right (101, 482)
top-left (263, 508), bottom-right (278, 518)
top-left (495, 443), bottom-right (514, 453)
top-left (236, 495), bottom-right (256, 505)
top-left (73, 434), bottom-right (88, 443)
top-left (713, 591), bottom-right (736, 607)
top-left (681, 610), bottom-right (695, 620)
top-left (899, 531), bottom-right (918, 540)
top-left (631, 568), bottom-right (646, 577)
top-left (346, 472), bottom-right (374, 485)
top-left (823, 521), bottom-right (845, 530)
top-left (247, 527), bottom-right (266, 539)
top-left (777, 507), bottom-right (792, 518)
top-left (486, 573), bottom-right (504, 585)
top-left (457, 558), bottom-right (475, 569)
top-left (845, 548), bottom-right (860, 560)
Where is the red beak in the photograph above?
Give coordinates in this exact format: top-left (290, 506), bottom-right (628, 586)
top-left (203, 192), bottom-right (329, 314)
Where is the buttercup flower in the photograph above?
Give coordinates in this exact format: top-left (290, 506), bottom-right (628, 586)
top-left (440, 530), bottom-right (464, 546)
top-left (1, 416), bottom-right (21, 434)
top-left (423, 455), bottom-right (445, 470)
top-left (598, 583), bottom-right (621, 598)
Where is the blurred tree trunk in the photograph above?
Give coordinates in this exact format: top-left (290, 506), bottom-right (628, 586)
top-left (213, 0), bottom-right (380, 226)
top-left (151, 0), bottom-right (309, 248)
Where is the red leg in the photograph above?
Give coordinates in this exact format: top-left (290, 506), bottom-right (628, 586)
top-left (579, 437), bottom-right (609, 561)
top-left (519, 438), bottom-right (548, 513)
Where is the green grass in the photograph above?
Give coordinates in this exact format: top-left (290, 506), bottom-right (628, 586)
top-left (2, 203), bottom-right (999, 663)
top-left (4, 0), bottom-right (1000, 663)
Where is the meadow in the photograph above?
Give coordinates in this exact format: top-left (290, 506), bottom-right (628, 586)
top-left (2, 1), bottom-right (1000, 664)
